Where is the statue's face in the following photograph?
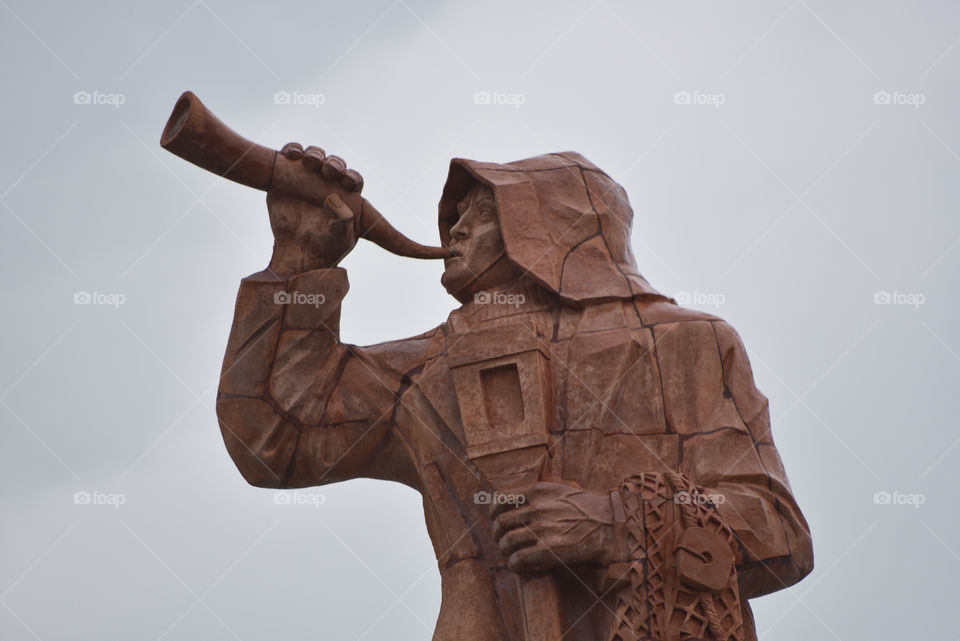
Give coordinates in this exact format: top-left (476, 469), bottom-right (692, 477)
top-left (441, 184), bottom-right (511, 300)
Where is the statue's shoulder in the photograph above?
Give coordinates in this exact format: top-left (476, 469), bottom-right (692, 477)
top-left (359, 326), bottom-right (444, 375)
top-left (632, 298), bottom-right (725, 328)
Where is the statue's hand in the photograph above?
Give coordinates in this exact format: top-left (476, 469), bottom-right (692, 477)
top-left (266, 143), bottom-right (364, 276)
top-left (491, 481), bottom-right (615, 573)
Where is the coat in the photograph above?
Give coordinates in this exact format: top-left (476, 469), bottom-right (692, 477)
top-left (215, 152), bottom-right (813, 641)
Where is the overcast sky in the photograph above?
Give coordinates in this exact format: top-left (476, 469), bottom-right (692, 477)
top-left (1, 1), bottom-right (958, 639)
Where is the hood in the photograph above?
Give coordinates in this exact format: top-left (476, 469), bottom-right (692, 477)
top-left (438, 151), bottom-right (665, 305)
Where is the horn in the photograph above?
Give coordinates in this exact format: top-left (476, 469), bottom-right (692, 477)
top-left (160, 91), bottom-right (449, 260)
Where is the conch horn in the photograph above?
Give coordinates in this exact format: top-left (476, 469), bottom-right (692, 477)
top-left (160, 91), bottom-right (449, 260)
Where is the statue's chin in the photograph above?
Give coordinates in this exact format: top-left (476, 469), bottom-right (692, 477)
top-left (440, 266), bottom-right (469, 299)
top-left (441, 253), bottom-right (510, 302)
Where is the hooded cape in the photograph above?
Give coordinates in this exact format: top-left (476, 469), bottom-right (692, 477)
top-left (438, 151), bottom-right (666, 305)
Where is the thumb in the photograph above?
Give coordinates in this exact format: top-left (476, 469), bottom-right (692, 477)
top-left (323, 192), bottom-right (354, 223)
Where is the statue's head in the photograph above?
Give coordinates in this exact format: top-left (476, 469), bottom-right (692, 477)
top-left (438, 152), bottom-right (667, 306)
top-left (440, 183), bottom-right (521, 301)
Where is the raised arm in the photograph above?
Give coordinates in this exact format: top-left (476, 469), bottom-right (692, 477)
top-left (215, 144), bottom-right (430, 490)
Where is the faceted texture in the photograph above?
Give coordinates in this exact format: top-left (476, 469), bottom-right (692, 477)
top-left (212, 152), bottom-right (812, 641)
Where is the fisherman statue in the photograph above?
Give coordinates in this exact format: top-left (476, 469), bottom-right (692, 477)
top-left (162, 92), bottom-right (813, 641)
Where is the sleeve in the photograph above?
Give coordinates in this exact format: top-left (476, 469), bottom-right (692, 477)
top-left (701, 320), bottom-right (814, 598)
top-left (215, 267), bottom-right (427, 489)
top-left (611, 319), bottom-right (813, 598)
top-left (601, 319), bottom-right (813, 640)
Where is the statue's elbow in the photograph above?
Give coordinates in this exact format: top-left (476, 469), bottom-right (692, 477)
top-left (791, 528), bottom-right (815, 584)
top-left (216, 397), bottom-right (292, 489)
top-left (737, 526), bottom-right (814, 598)
top-left (234, 457), bottom-right (286, 488)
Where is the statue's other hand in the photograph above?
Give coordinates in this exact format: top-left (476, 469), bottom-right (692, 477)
top-left (266, 143), bottom-right (362, 275)
top-left (491, 481), bottom-right (615, 573)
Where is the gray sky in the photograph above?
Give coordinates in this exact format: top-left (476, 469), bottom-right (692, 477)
top-left (1, 1), bottom-right (958, 639)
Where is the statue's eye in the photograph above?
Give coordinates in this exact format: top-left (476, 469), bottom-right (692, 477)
top-left (478, 208), bottom-right (494, 221)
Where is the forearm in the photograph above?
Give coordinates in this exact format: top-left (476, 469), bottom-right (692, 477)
top-left (711, 481), bottom-right (813, 598)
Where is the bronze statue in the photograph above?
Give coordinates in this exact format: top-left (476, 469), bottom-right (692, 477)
top-left (162, 92), bottom-right (813, 641)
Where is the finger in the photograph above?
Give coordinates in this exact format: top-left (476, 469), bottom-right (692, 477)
top-left (281, 142), bottom-right (303, 159)
top-left (303, 147), bottom-right (326, 172)
top-left (492, 506), bottom-right (534, 540)
top-left (323, 193), bottom-right (354, 222)
top-left (508, 545), bottom-right (558, 573)
top-left (340, 169), bottom-right (364, 192)
top-left (499, 526), bottom-right (538, 558)
top-left (490, 486), bottom-right (534, 520)
top-left (490, 498), bottom-right (519, 522)
top-left (320, 155), bottom-right (347, 181)
top-left (525, 481), bottom-right (570, 500)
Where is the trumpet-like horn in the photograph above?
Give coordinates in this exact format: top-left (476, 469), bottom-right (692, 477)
top-left (160, 91), bottom-right (449, 260)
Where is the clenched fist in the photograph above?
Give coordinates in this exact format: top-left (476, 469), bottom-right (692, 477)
top-left (491, 481), bottom-right (617, 573)
top-left (267, 143), bottom-right (365, 276)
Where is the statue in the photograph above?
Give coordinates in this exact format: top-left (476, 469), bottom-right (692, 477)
top-left (161, 92), bottom-right (813, 641)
